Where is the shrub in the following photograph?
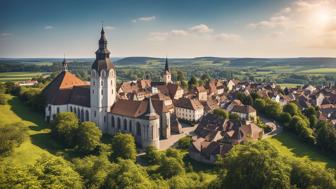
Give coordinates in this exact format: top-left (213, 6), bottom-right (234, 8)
top-left (177, 136), bottom-right (192, 150)
top-left (0, 123), bottom-right (27, 156)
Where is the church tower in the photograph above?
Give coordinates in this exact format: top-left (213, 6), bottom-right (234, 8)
top-left (90, 27), bottom-right (116, 131)
top-left (162, 57), bottom-right (172, 84)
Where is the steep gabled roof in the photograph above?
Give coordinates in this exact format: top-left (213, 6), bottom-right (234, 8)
top-left (42, 71), bottom-right (88, 105)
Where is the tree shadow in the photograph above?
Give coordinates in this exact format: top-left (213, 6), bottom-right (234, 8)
top-left (8, 97), bottom-right (48, 131)
top-left (272, 131), bottom-right (336, 168)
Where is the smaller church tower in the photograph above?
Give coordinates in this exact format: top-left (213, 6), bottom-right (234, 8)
top-left (62, 57), bottom-right (68, 72)
top-left (162, 57), bottom-right (172, 84)
top-left (90, 27), bottom-right (116, 132)
top-left (141, 97), bottom-right (160, 149)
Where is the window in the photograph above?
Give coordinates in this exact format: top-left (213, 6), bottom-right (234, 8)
top-left (111, 80), bottom-right (113, 85)
top-left (101, 80), bottom-right (103, 86)
top-left (136, 122), bottom-right (141, 136)
top-left (111, 89), bottom-right (113, 94)
top-left (111, 116), bottom-right (115, 128)
top-left (85, 110), bottom-right (89, 121)
top-left (70, 107), bottom-right (73, 112)
top-left (94, 111), bottom-right (96, 117)
top-left (129, 120), bottom-right (132, 132)
top-left (117, 118), bottom-right (121, 130)
top-left (101, 90), bottom-right (103, 95)
top-left (57, 107), bottom-right (60, 113)
top-left (104, 116), bottom-right (106, 123)
top-left (124, 119), bottom-right (127, 131)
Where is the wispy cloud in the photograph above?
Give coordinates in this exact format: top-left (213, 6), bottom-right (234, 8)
top-left (216, 33), bottom-right (242, 42)
top-left (132, 16), bottom-right (156, 23)
top-left (148, 32), bottom-right (169, 41)
top-left (104, 26), bottom-right (115, 30)
top-left (1, 33), bottom-right (13, 37)
top-left (189, 24), bottom-right (214, 33)
top-left (44, 25), bottom-right (54, 30)
top-left (248, 16), bottom-right (291, 29)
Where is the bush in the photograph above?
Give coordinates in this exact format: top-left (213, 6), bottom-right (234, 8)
top-left (213, 108), bottom-right (229, 120)
top-left (0, 94), bottom-right (8, 105)
top-left (144, 145), bottom-right (160, 165)
top-left (177, 136), bottom-right (192, 149)
top-left (110, 133), bottom-right (137, 161)
top-left (76, 121), bottom-right (102, 153)
top-left (158, 156), bottom-right (185, 179)
top-left (52, 112), bottom-right (79, 147)
top-left (0, 123), bottom-right (27, 156)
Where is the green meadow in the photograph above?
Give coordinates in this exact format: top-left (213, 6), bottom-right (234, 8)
top-left (0, 72), bottom-right (47, 82)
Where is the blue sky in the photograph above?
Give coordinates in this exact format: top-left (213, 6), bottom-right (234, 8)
top-left (1, 0), bottom-right (336, 58)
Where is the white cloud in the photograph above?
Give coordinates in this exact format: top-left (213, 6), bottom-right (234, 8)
top-left (249, 16), bottom-right (291, 29)
top-left (132, 16), bottom-right (156, 23)
top-left (189, 24), bottom-right (214, 33)
top-left (44, 25), bottom-right (54, 30)
top-left (1, 33), bottom-right (13, 37)
top-left (105, 26), bottom-right (115, 30)
top-left (171, 30), bottom-right (188, 36)
top-left (216, 33), bottom-right (241, 42)
top-left (148, 32), bottom-right (169, 41)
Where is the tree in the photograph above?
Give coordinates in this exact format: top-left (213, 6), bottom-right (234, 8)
top-left (0, 93), bottom-right (8, 105)
top-left (188, 76), bottom-right (198, 89)
top-left (290, 159), bottom-right (336, 189)
top-left (290, 116), bottom-right (315, 144)
top-left (177, 136), bottom-right (192, 150)
top-left (176, 70), bottom-right (185, 82)
top-left (200, 74), bottom-right (210, 82)
top-left (216, 141), bottom-right (291, 189)
top-left (73, 155), bottom-right (115, 189)
top-left (0, 123), bottom-right (27, 156)
top-left (213, 108), bottom-right (229, 120)
top-left (110, 133), bottom-right (137, 161)
top-left (103, 159), bottom-right (153, 189)
top-left (283, 103), bottom-right (300, 116)
top-left (253, 98), bottom-right (266, 113)
top-left (76, 121), bottom-right (102, 153)
top-left (279, 112), bottom-right (292, 127)
top-left (229, 113), bottom-right (240, 121)
top-left (30, 156), bottom-right (83, 189)
top-left (0, 162), bottom-right (40, 188)
top-left (316, 123), bottom-right (336, 156)
top-left (158, 156), bottom-right (185, 179)
top-left (52, 112), bottom-right (79, 147)
top-left (264, 100), bottom-right (282, 119)
top-left (144, 145), bottom-right (160, 165)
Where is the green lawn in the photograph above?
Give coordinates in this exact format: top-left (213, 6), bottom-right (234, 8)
top-left (266, 131), bottom-right (336, 169)
top-left (0, 95), bottom-right (64, 165)
top-left (278, 83), bottom-right (302, 89)
top-left (0, 72), bottom-right (48, 82)
top-left (300, 68), bottom-right (336, 74)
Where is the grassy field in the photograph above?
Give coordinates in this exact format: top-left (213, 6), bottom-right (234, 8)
top-left (0, 95), bottom-right (64, 165)
top-left (278, 83), bottom-right (303, 89)
top-left (266, 131), bottom-right (336, 169)
top-left (300, 68), bottom-right (336, 74)
top-left (0, 72), bottom-right (47, 82)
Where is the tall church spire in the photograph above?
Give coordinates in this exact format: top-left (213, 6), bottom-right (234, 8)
top-left (62, 55), bottom-right (68, 72)
top-left (91, 27), bottom-right (114, 74)
top-left (164, 57), bottom-right (169, 72)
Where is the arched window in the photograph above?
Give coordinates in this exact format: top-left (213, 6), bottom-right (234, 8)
top-left (101, 80), bottom-right (104, 86)
top-left (81, 109), bottom-right (84, 122)
top-left (129, 120), bottom-right (132, 132)
top-left (77, 108), bottom-right (80, 118)
top-left (111, 80), bottom-right (113, 85)
top-left (123, 119), bottom-right (127, 131)
top-left (111, 116), bottom-right (115, 128)
top-left (57, 107), bottom-right (60, 113)
top-left (136, 122), bottom-right (141, 136)
top-left (70, 106), bottom-right (73, 112)
top-left (74, 108), bottom-right (77, 114)
top-left (85, 110), bottom-right (89, 121)
top-left (117, 118), bottom-right (121, 130)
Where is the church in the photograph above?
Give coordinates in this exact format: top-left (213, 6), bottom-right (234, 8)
top-left (42, 27), bottom-right (183, 149)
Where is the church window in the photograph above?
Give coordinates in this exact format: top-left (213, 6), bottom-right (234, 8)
top-left (129, 120), bottom-right (132, 132)
top-left (70, 107), bottom-right (73, 112)
top-left (111, 89), bottom-right (113, 94)
top-left (117, 118), bottom-right (121, 130)
top-left (57, 107), bottom-right (60, 113)
top-left (104, 116), bottom-right (106, 123)
top-left (101, 89), bottom-right (103, 95)
top-left (111, 80), bottom-right (113, 85)
top-left (94, 111), bottom-right (96, 117)
top-left (48, 106), bottom-right (51, 111)
top-left (136, 122), bottom-right (141, 136)
top-left (123, 119), bottom-right (127, 131)
top-left (111, 116), bottom-right (115, 128)
top-left (85, 110), bottom-right (89, 121)
top-left (101, 80), bottom-right (103, 86)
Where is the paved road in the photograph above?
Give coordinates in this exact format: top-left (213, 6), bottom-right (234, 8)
top-left (159, 124), bottom-right (197, 150)
top-left (260, 116), bottom-right (283, 139)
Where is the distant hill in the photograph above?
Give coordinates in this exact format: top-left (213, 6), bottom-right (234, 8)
top-left (114, 57), bottom-right (336, 68)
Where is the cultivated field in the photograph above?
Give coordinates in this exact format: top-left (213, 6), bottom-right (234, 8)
top-left (0, 72), bottom-right (48, 82)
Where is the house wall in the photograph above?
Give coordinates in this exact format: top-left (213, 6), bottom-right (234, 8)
top-left (175, 107), bottom-right (204, 121)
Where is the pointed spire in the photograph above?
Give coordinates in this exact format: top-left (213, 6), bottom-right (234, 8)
top-left (165, 56), bottom-right (169, 72)
top-left (62, 54), bottom-right (68, 72)
top-left (145, 97), bottom-right (159, 120)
